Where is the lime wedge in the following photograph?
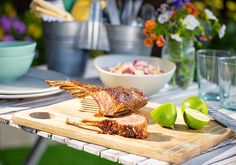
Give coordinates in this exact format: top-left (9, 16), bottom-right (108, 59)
top-left (184, 108), bottom-right (209, 129)
top-left (150, 103), bottom-right (177, 129)
top-left (181, 96), bottom-right (208, 115)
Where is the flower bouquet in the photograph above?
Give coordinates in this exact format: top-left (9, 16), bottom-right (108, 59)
top-left (0, 2), bottom-right (45, 65)
top-left (0, 16), bottom-right (28, 41)
top-left (143, 0), bottom-right (225, 88)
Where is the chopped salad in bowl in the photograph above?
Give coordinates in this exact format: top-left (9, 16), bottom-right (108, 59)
top-left (105, 60), bottom-right (163, 75)
top-left (94, 55), bottom-right (176, 95)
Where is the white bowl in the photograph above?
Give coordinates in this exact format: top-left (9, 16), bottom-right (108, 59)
top-left (94, 55), bottom-right (176, 96)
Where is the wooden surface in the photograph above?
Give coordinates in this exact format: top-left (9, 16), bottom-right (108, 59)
top-left (12, 98), bottom-right (234, 164)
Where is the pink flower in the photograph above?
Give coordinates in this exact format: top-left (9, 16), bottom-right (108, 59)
top-left (2, 35), bottom-right (14, 41)
top-left (0, 16), bottom-right (11, 32)
top-left (11, 18), bottom-right (26, 34)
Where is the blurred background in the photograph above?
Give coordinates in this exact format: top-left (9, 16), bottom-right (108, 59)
top-left (0, 0), bottom-right (235, 66)
top-left (0, 0), bottom-right (235, 165)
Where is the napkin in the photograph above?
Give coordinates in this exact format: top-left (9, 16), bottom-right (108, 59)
top-left (30, 0), bottom-right (74, 22)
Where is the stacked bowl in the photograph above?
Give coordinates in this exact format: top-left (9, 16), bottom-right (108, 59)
top-left (0, 41), bottom-right (36, 83)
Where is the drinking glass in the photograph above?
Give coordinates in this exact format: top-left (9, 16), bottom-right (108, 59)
top-left (197, 49), bottom-right (230, 101)
top-left (219, 56), bottom-right (236, 110)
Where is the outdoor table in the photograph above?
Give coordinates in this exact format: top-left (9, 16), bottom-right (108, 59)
top-left (0, 60), bottom-right (236, 165)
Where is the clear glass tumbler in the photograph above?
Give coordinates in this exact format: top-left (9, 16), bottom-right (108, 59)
top-left (197, 49), bottom-right (230, 101)
top-left (219, 56), bottom-right (236, 110)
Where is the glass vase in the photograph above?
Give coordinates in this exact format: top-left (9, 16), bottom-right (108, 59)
top-left (162, 37), bottom-right (195, 88)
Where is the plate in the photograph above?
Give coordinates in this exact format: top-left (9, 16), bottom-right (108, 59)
top-left (0, 68), bottom-right (68, 95)
top-left (0, 90), bottom-right (63, 99)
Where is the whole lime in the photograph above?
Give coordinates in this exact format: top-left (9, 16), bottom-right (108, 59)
top-left (183, 108), bottom-right (209, 129)
top-left (150, 103), bottom-right (177, 129)
top-left (181, 96), bottom-right (208, 115)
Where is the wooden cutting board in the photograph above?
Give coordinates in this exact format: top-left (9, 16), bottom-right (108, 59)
top-left (12, 98), bottom-right (234, 164)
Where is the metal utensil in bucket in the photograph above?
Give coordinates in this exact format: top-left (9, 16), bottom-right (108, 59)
top-left (43, 21), bottom-right (87, 77)
top-left (106, 24), bottom-right (152, 56)
top-left (76, 0), bottom-right (110, 51)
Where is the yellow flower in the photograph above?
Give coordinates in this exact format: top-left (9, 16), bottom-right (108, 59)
top-left (227, 1), bottom-right (236, 11)
top-left (204, 0), bottom-right (223, 10)
top-left (4, 3), bottom-right (16, 16)
top-left (194, 2), bottom-right (205, 12)
top-left (0, 28), bottom-right (4, 40)
top-left (213, 0), bottom-right (224, 9)
top-left (27, 24), bottom-right (42, 39)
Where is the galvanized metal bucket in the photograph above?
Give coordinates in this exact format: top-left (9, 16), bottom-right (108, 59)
top-left (43, 22), bottom-right (87, 77)
top-left (106, 24), bottom-right (152, 56)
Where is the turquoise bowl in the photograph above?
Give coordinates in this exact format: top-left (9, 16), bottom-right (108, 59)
top-left (0, 41), bottom-right (36, 56)
top-left (0, 53), bottom-right (35, 83)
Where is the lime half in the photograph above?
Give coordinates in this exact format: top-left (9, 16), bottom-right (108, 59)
top-left (181, 96), bottom-right (208, 115)
top-left (184, 108), bottom-right (209, 129)
top-left (150, 103), bottom-right (177, 129)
